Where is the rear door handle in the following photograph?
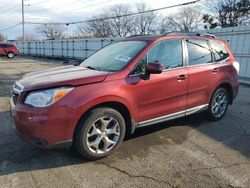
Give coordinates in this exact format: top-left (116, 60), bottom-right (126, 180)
top-left (212, 68), bottom-right (219, 73)
top-left (177, 74), bottom-right (187, 81)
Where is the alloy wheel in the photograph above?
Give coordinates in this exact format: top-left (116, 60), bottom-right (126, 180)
top-left (8, 53), bottom-right (15, 58)
top-left (86, 116), bottom-right (120, 154)
top-left (211, 91), bottom-right (228, 118)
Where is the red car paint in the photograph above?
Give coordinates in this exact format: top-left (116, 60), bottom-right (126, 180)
top-left (10, 33), bottom-right (239, 148)
top-left (0, 43), bottom-right (19, 57)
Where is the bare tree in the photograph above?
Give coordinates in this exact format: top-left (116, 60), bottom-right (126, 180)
top-left (160, 6), bottom-right (203, 32)
top-left (0, 33), bottom-right (6, 42)
top-left (16, 34), bottom-right (37, 41)
top-left (77, 14), bottom-right (113, 37)
top-left (204, 0), bottom-right (250, 28)
top-left (105, 4), bottom-right (135, 37)
top-left (75, 3), bottom-right (160, 37)
top-left (77, 4), bottom-right (136, 37)
top-left (37, 24), bottom-right (67, 40)
top-left (133, 3), bottom-right (158, 35)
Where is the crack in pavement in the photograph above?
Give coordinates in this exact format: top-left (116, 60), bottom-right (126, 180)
top-left (30, 172), bottom-right (38, 188)
top-left (97, 162), bottom-right (250, 188)
top-left (96, 161), bottom-right (174, 187)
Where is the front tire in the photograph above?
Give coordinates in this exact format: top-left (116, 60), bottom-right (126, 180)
top-left (206, 87), bottom-right (229, 121)
top-left (74, 107), bottom-right (126, 160)
top-left (7, 52), bottom-right (15, 59)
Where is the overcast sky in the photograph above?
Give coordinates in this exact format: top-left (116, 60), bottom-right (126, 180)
top-left (0, 0), bottom-right (201, 40)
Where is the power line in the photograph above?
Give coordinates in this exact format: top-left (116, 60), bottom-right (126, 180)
top-left (25, 0), bottom-right (114, 13)
top-left (26, 0), bottom-right (52, 6)
top-left (25, 0), bottom-right (80, 11)
top-left (0, 3), bottom-right (20, 14)
top-left (0, 0), bottom-right (17, 10)
top-left (0, 6), bottom-right (21, 20)
top-left (51, 0), bottom-right (114, 13)
top-left (25, 0), bottom-right (202, 25)
top-left (0, 23), bottom-right (22, 32)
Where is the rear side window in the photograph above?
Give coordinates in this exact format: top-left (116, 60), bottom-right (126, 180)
top-left (186, 39), bottom-right (213, 66)
top-left (209, 40), bottom-right (229, 62)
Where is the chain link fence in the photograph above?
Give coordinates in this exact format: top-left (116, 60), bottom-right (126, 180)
top-left (10, 25), bottom-right (250, 82)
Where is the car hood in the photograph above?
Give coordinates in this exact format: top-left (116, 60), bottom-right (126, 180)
top-left (17, 65), bottom-right (110, 92)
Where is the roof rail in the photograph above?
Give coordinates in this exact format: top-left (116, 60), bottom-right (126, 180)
top-left (126, 34), bottom-right (147, 38)
top-left (164, 31), bottom-right (215, 38)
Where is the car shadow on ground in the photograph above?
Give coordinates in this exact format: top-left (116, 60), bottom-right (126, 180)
top-left (0, 71), bottom-right (249, 176)
top-left (0, 107), bottom-right (200, 176)
top-left (1, 106), bottom-right (249, 177)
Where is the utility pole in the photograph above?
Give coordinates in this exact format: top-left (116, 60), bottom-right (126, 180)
top-left (22, 0), bottom-right (25, 41)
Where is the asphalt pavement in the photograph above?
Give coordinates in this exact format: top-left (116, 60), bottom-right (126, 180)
top-left (0, 57), bottom-right (249, 188)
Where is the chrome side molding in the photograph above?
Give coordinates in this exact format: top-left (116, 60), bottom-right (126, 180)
top-left (136, 104), bottom-right (208, 128)
top-left (185, 104), bottom-right (208, 116)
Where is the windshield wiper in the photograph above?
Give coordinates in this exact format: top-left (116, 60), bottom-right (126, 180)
top-left (85, 66), bottom-right (110, 72)
top-left (86, 66), bottom-right (104, 71)
top-left (86, 66), bottom-right (97, 70)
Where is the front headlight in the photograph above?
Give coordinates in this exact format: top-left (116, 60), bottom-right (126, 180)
top-left (24, 86), bottom-right (74, 107)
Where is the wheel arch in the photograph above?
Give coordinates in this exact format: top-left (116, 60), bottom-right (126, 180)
top-left (73, 100), bottom-right (136, 142)
top-left (214, 82), bottom-right (233, 105)
top-left (7, 51), bottom-right (14, 54)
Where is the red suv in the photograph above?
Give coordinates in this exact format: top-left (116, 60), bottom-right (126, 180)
top-left (0, 43), bottom-right (19, 58)
top-left (10, 32), bottom-right (239, 160)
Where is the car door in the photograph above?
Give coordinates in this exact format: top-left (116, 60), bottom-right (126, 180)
top-left (185, 38), bottom-right (221, 111)
top-left (129, 39), bottom-right (188, 123)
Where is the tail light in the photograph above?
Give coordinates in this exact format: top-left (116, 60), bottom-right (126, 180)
top-left (233, 61), bottom-right (240, 75)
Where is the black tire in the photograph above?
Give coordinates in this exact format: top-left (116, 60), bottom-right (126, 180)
top-left (7, 52), bottom-right (15, 59)
top-left (205, 87), bottom-right (229, 121)
top-left (74, 107), bottom-right (126, 160)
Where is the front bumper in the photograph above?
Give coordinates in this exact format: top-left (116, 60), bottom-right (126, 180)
top-left (10, 99), bottom-right (74, 149)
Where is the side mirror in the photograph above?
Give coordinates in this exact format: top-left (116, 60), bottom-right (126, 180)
top-left (139, 62), bottom-right (163, 80)
top-left (146, 62), bottom-right (163, 74)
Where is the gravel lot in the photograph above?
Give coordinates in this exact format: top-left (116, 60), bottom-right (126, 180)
top-left (0, 57), bottom-right (250, 188)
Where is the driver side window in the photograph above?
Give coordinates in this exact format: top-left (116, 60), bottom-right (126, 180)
top-left (132, 39), bottom-right (183, 75)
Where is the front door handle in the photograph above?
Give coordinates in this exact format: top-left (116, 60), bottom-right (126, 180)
top-left (177, 74), bottom-right (187, 81)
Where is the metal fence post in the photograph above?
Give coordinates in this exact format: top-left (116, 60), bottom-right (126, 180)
top-left (27, 41), bottom-right (30, 56)
top-left (43, 41), bottom-right (45, 57)
top-left (36, 41), bottom-right (38, 56)
top-left (39, 41), bottom-right (41, 56)
top-left (85, 40), bottom-right (88, 59)
top-left (51, 41), bottom-right (53, 57)
top-left (67, 40), bottom-right (69, 58)
top-left (73, 40), bottom-right (75, 59)
top-left (101, 39), bottom-right (104, 48)
top-left (22, 41), bottom-right (24, 55)
top-left (62, 40), bottom-right (64, 58)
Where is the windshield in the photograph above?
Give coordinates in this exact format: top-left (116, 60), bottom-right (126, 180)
top-left (80, 41), bottom-right (147, 71)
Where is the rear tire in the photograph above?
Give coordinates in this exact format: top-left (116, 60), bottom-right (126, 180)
top-left (7, 52), bottom-right (15, 59)
top-left (74, 107), bottom-right (126, 160)
top-left (205, 87), bottom-right (229, 121)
